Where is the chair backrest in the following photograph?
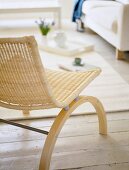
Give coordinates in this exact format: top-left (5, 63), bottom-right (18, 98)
top-left (0, 36), bottom-right (55, 110)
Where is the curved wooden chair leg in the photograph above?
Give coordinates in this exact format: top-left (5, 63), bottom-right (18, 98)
top-left (84, 96), bottom-right (107, 135)
top-left (39, 96), bottom-right (107, 170)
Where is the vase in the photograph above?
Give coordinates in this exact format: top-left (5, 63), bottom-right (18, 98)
top-left (42, 35), bottom-right (47, 45)
top-left (53, 31), bottom-right (67, 48)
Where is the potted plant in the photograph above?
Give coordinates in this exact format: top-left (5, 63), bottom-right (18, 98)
top-left (35, 18), bottom-right (55, 36)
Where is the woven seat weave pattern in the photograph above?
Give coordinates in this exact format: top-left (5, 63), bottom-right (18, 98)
top-left (0, 36), bottom-right (101, 110)
top-left (46, 68), bottom-right (100, 107)
top-left (0, 36), bottom-right (55, 110)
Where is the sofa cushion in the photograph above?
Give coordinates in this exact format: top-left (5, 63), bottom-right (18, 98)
top-left (82, 1), bottom-right (121, 13)
top-left (82, 1), bottom-right (121, 33)
top-left (116, 0), bottom-right (129, 3)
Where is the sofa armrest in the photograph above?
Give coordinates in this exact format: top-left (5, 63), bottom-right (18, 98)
top-left (118, 3), bottom-right (129, 50)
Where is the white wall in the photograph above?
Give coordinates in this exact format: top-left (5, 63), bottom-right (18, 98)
top-left (0, 0), bottom-right (74, 21)
top-left (0, 0), bottom-right (74, 19)
top-left (59, 0), bottom-right (74, 19)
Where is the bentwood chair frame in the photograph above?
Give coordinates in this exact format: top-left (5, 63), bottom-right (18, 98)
top-left (0, 36), bottom-right (107, 170)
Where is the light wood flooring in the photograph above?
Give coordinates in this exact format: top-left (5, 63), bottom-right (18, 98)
top-left (1, 112), bottom-right (129, 170)
top-left (0, 20), bottom-right (129, 170)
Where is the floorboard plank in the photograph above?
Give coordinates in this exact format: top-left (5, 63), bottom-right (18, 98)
top-left (1, 118), bottom-right (129, 143)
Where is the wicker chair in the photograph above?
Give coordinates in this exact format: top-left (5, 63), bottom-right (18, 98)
top-left (0, 36), bottom-right (107, 170)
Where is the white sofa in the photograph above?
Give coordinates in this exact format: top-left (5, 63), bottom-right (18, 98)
top-left (82, 0), bottom-right (129, 59)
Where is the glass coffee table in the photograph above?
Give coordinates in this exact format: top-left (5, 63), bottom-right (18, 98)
top-left (39, 39), bottom-right (94, 56)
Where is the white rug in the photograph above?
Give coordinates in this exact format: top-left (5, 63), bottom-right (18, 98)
top-left (1, 51), bottom-right (129, 120)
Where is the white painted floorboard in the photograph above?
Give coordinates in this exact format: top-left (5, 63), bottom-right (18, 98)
top-left (1, 113), bottom-right (129, 170)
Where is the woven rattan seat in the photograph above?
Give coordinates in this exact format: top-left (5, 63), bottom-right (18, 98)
top-left (0, 36), bottom-right (107, 170)
top-left (46, 68), bottom-right (100, 107)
